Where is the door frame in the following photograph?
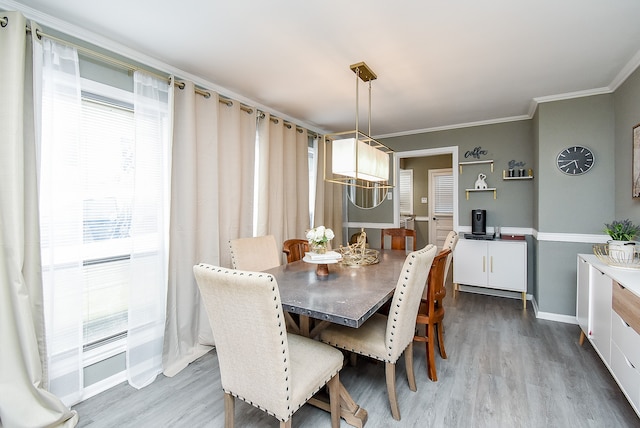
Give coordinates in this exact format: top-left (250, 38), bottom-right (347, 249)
top-left (393, 146), bottom-right (459, 233)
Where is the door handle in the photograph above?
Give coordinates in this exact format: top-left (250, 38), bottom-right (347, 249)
top-left (483, 256), bottom-right (486, 272)
top-left (490, 256), bottom-right (493, 273)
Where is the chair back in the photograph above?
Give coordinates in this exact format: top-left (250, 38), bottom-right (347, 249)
top-left (427, 231), bottom-right (458, 301)
top-left (423, 249), bottom-right (452, 311)
top-left (282, 238), bottom-right (310, 263)
top-left (384, 244), bottom-right (437, 361)
top-left (193, 264), bottom-right (292, 420)
top-left (229, 235), bottom-right (281, 271)
top-left (381, 228), bottom-right (417, 250)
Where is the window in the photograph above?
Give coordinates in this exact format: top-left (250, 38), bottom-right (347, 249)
top-left (79, 91), bottom-right (135, 348)
top-left (433, 173), bottom-right (454, 214)
top-left (399, 169), bottom-right (414, 216)
top-left (308, 137), bottom-right (317, 227)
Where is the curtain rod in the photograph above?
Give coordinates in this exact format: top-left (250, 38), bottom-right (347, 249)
top-left (17, 20), bottom-right (319, 138)
top-left (26, 26), bottom-right (171, 84)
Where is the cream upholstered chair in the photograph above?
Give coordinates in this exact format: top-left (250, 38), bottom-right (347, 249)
top-left (229, 235), bottom-right (281, 271)
top-left (193, 264), bottom-right (343, 428)
top-left (319, 244), bottom-right (437, 421)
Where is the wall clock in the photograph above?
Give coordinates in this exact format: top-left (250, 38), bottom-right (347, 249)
top-left (556, 145), bottom-right (595, 175)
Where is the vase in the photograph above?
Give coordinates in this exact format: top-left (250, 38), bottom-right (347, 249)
top-left (608, 240), bottom-right (636, 261)
top-left (312, 243), bottom-right (327, 254)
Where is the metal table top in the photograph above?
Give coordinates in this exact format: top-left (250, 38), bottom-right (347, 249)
top-left (265, 249), bottom-right (411, 328)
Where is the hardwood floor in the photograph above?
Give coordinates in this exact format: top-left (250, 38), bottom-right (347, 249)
top-left (73, 282), bottom-right (639, 427)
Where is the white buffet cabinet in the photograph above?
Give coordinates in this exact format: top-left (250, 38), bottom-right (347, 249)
top-left (577, 254), bottom-right (640, 418)
top-left (453, 239), bottom-right (527, 308)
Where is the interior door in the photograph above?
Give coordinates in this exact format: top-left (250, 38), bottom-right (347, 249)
top-left (428, 168), bottom-right (453, 250)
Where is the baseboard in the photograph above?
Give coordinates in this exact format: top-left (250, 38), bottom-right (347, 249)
top-left (534, 310), bottom-right (578, 324)
top-left (457, 284), bottom-right (529, 301)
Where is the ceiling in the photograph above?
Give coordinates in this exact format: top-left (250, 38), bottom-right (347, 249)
top-left (7, 0), bottom-right (640, 137)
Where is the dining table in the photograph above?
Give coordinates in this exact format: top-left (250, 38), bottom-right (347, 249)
top-left (264, 248), bottom-right (412, 428)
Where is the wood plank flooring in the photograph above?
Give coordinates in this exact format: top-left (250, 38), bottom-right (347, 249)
top-left (73, 282), bottom-right (639, 427)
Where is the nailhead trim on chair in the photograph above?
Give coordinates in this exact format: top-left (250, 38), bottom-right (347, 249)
top-left (198, 263), bottom-right (342, 423)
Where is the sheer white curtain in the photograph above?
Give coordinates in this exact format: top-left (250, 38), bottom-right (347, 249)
top-left (256, 113), bottom-right (310, 246)
top-left (40, 36), bottom-right (85, 407)
top-left (127, 71), bottom-right (172, 388)
top-left (163, 81), bottom-right (256, 377)
top-left (314, 137), bottom-right (343, 245)
top-left (0, 11), bottom-right (78, 427)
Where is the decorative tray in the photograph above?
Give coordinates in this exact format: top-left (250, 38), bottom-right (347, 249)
top-left (593, 243), bottom-right (640, 270)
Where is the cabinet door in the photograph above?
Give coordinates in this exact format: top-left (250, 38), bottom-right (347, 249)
top-left (590, 265), bottom-right (612, 365)
top-left (576, 256), bottom-right (591, 337)
top-left (488, 241), bottom-right (526, 292)
top-left (453, 240), bottom-right (487, 287)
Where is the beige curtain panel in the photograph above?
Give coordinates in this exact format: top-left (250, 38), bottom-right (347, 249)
top-left (0, 11), bottom-right (78, 427)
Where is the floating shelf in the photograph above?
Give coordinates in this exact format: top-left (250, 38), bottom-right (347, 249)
top-left (502, 170), bottom-right (534, 180)
top-left (465, 188), bottom-right (497, 200)
top-left (459, 160), bottom-right (494, 174)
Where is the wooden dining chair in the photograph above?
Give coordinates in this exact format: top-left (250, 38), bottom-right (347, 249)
top-left (381, 228), bottom-right (417, 251)
top-left (229, 235), bottom-right (281, 271)
top-left (319, 244), bottom-right (437, 421)
top-left (282, 238), bottom-right (309, 263)
top-left (430, 230), bottom-right (459, 304)
top-left (414, 248), bottom-right (452, 382)
top-left (193, 264), bottom-right (343, 428)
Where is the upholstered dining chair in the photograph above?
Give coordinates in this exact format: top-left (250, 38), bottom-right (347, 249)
top-left (319, 244), bottom-right (437, 421)
top-left (380, 228), bottom-right (417, 251)
top-left (229, 235), bottom-right (281, 271)
top-left (282, 238), bottom-right (309, 263)
top-left (193, 264), bottom-right (343, 428)
top-left (414, 248), bottom-right (452, 382)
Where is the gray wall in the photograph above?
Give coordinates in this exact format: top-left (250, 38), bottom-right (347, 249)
top-left (534, 94), bottom-right (615, 315)
top-left (370, 86), bottom-right (639, 318)
top-left (614, 65), bottom-right (640, 219)
top-left (380, 120), bottom-right (535, 230)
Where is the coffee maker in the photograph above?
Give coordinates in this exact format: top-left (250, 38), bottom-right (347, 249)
top-left (471, 209), bottom-right (487, 235)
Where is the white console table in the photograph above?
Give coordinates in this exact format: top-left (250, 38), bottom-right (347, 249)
top-left (577, 254), bottom-right (640, 418)
top-left (453, 238), bottom-right (527, 309)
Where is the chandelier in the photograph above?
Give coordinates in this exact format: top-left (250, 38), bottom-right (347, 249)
top-left (323, 62), bottom-right (394, 189)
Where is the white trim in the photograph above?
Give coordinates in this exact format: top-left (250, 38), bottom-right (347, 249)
top-left (376, 115), bottom-right (529, 139)
top-left (344, 222), bottom-right (396, 230)
top-left (535, 311), bottom-right (578, 325)
top-left (83, 338), bottom-right (126, 367)
top-left (535, 231), bottom-right (609, 243)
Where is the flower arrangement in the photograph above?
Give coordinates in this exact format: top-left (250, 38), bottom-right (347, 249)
top-left (604, 219), bottom-right (640, 242)
top-left (306, 225), bottom-right (335, 253)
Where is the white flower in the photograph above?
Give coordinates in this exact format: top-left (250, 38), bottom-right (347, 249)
top-left (306, 226), bottom-right (334, 244)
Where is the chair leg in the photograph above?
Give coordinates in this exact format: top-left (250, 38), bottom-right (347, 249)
top-left (385, 362), bottom-right (401, 420)
top-left (404, 342), bottom-right (417, 392)
top-left (327, 373), bottom-right (340, 428)
top-left (436, 321), bottom-right (447, 359)
top-left (426, 323), bottom-right (437, 381)
top-left (224, 393), bottom-right (235, 428)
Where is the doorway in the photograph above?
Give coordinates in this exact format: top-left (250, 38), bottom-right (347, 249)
top-left (394, 147), bottom-right (458, 249)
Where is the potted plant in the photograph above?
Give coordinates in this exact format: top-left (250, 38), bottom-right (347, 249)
top-left (604, 219), bottom-right (640, 260)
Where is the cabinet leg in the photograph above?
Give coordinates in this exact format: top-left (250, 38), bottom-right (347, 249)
top-left (521, 292), bottom-right (526, 310)
top-left (453, 283), bottom-right (458, 298)
top-left (579, 330), bottom-right (585, 346)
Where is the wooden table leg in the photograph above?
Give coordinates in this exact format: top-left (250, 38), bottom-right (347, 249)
top-left (308, 382), bottom-right (368, 428)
